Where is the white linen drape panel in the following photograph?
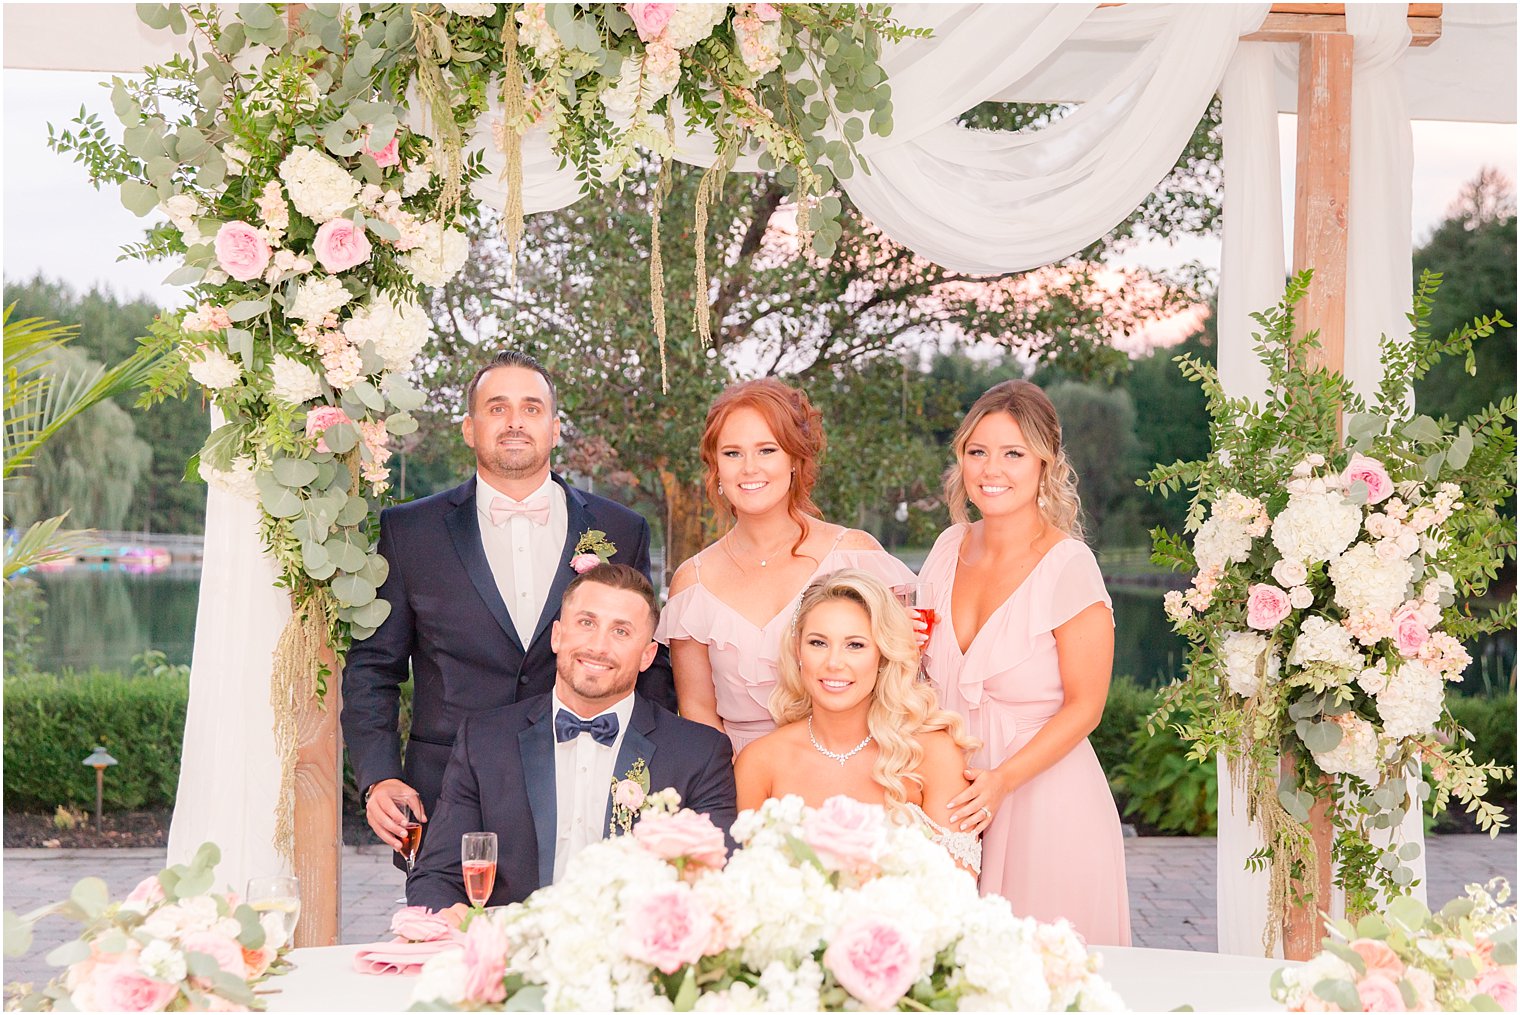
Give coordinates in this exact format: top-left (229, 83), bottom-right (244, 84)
top-left (166, 415), bottom-right (290, 892)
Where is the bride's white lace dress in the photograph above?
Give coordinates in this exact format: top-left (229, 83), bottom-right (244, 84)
top-left (904, 802), bottom-right (982, 874)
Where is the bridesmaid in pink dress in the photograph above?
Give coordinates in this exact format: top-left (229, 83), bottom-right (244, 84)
top-left (921, 379), bottom-right (1131, 946)
top-left (656, 379), bottom-right (914, 753)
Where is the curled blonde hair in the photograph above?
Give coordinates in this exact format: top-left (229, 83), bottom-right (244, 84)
top-left (771, 569), bottom-right (978, 817)
top-left (942, 379), bottom-right (1085, 541)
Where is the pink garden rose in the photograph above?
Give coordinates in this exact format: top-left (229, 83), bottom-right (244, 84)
top-left (570, 553), bottom-right (603, 574)
top-left (214, 221), bottom-right (272, 282)
top-left (823, 916), bottom-right (921, 1010)
top-left (362, 135), bottom-right (401, 168)
top-left (1246, 583), bottom-right (1292, 631)
top-left (632, 809), bottom-right (728, 869)
top-left (801, 795), bottom-right (885, 874)
top-left (612, 778), bottom-right (647, 812)
top-left (98, 966), bottom-right (179, 1012)
top-left (1473, 966), bottom-right (1517, 1010)
top-left (1354, 972), bottom-right (1408, 1012)
top-left (313, 218), bottom-right (372, 273)
top-left (623, 885), bottom-right (716, 974)
top-left (305, 405), bottom-right (354, 453)
top-left (183, 930), bottom-right (246, 977)
top-left (241, 943), bottom-right (275, 979)
top-left (1391, 604), bottom-right (1430, 657)
top-left (122, 875), bottom-right (166, 911)
top-left (459, 917), bottom-right (510, 1004)
top-left (625, 2), bottom-right (673, 41)
top-left (1343, 453), bottom-right (1393, 504)
top-left (390, 905), bottom-right (454, 943)
top-left (1349, 938), bottom-right (1405, 979)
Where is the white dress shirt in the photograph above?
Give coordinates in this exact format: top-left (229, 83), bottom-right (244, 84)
top-left (475, 472), bottom-right (568, 646)
top-left (550, 690), bottom-right (635, 883)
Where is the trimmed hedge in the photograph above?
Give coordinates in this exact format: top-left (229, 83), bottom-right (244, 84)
top-left (3, 671), bottom-right (188, 811)
top-left (4, 672), bottom-right (1513, 832)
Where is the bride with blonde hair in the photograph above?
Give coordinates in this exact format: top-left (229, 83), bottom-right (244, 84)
top-left (735, 568), bottom-right (982, 874)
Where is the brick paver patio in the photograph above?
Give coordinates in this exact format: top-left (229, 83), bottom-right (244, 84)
top-left (5, 835), bottom-right (1514, 992)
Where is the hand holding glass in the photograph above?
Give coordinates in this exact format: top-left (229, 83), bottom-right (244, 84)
top-left (397, 801), bottom-right (423, 872)
top-left (893, 581), bottom-right (939, 643)
top-left (461, 832), bottom-right (497, 909)
top-left (246, 875), bottom-right (301, 945)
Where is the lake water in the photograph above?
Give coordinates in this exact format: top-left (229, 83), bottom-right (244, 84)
top-left (25, 565), bottom-right (1515, 690)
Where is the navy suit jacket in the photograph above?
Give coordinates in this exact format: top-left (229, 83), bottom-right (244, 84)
top-left (406, 692), bottom-right (737, 909)
top-left (340, 473), bottom-right (676, 820)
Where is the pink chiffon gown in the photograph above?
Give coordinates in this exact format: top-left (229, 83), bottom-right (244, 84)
top-left (655, 532), bottom-right (916, 753)
top-left (919, 524), bottom-right (1132, 946)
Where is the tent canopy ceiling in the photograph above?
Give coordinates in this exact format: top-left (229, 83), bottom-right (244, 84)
top-left (4, 3), bottom-right (1514, 124)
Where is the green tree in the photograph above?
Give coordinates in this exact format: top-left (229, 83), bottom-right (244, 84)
top-left (1413, 169), bottom-right (1517, 423)
top-left (1123, 322), bottom-right (1216, 538)
top-left (1044, 380), bottom-right (1141, 548)
top-left (2, 276), bottom-right (210, 533)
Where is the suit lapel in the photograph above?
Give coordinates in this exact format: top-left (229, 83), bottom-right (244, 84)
top-left (444, 479), bottom-right (525, 654)
top-left (529, 474), bottom-right (593, 649)
top-left (519, 701), bottom-right (558, 890)
top-left (605, 695), bottom-right (659, 834)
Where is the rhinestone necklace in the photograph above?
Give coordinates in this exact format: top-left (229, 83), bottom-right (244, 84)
top-left (807, 715), bottom-right (873, 766)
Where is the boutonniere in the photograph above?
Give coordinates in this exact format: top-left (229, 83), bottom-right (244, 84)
top-left (570, 528), bottom-right (617, 573)
top-left (609, 759), bottom-right (681, 836)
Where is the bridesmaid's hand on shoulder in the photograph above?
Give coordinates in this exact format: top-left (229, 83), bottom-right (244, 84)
top-left (947, 765), bottom-right (1014, 833)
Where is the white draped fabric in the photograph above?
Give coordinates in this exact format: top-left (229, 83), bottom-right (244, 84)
top-left (1213, 7), bottom-right (1426, 957)
top-left (7, 0), bottom-right (1506, 946)
top-left (165, 419), bottom-right (291, 891)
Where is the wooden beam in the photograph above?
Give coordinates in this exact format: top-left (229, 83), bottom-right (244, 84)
top-left (1244, 13), bottom-right (1442, 46)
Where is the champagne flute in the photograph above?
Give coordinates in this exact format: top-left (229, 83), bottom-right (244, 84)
top-left (246, 875), bottom-right (301, 946)
top-left (398, 801), bottom-right (424, 873)
top-left (461, 832), bottom-right (498, 909)
top-left (893, 581), bottom-right (938, 680)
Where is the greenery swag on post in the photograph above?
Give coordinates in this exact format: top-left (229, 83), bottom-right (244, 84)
top-left (1144, 270), bottom-right (1516, 953)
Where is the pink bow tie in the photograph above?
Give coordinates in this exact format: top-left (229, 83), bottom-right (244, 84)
top-left (490, 495), bottom-right (550, 527)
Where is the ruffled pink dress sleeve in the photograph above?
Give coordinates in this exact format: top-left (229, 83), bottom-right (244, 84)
top-left (920, 529), bottom-right (1131, 946)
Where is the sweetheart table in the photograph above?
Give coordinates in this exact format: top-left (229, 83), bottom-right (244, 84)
top-left (262, 944), bottom-right (1289, 1012)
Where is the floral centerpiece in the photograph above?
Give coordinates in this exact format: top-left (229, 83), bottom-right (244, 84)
top-left (1144, 271), bottom-right (1515, 950)
top-left (49, 2), bottom-right (917, 863)
top-left (408, 795), bottom-right (1121, 1011)
top-left (1270, 879), bottom-right (1517, 1011)
top-left (3, 844), bottom-right (293, 1011)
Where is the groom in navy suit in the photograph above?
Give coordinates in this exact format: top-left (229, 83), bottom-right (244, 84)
top-left (407, 564), bottom-right (736, 908)
top-left (341, 350), bottom-right (676, 855)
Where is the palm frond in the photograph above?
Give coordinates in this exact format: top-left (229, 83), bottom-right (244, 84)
top-left (2, 514), bottom-right (103, 582)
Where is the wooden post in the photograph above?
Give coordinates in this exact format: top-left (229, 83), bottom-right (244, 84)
top-left (1291, 31), bottom-right (1353, 373)
top-left (1282, 29), bottom-right (1352, 961)
top-left (292, 643), bottom-right (343, 947)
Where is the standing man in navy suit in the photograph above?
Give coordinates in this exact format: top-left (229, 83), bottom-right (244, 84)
top-left (407, 564), bottom-right (736, 908)
top-left (341, 350), bottom-right (676, 854)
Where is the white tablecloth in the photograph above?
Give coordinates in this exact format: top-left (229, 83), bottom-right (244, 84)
top-left (264, 944), bottom-right (1287, 1012)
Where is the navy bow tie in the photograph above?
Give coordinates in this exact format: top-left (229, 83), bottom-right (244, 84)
top-left (554, 708), bottom-right (619, 746)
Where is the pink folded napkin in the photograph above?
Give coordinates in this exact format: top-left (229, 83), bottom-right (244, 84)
top-left (352, 938), bottom-right (454, 975)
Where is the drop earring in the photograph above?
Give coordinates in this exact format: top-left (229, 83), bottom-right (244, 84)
top-left (718, 482), bottom-right (724, 496)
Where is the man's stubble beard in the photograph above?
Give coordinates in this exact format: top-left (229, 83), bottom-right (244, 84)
top-left (555, 656), bottom-right (639, 709)
top-left (479, 436), bottom-right (551, 480)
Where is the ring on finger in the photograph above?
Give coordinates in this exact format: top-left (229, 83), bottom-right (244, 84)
top-left (979, 806), bottom-right (992, 821)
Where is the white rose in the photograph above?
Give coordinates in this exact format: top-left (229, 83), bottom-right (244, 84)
top-left (400, 221), bottom-right (469, 286)
top-left (1376, 661), bottom-right (1444, 738)
top-left (199, 456), bottom-right (258, 501)
top-left (1272, 558), bottom-right (1309, 588)
top-left (278, 145), bottom-right (360, 223)
top-left (1289, 585), bottom-right (1314, 610)
top-left (161, 193), bottom-right (201, 235)
top-left (269, 354), bottom-right (324, 404)
top-left (186, 346), bottom-right (242, 390)
top-left (1271, 491), bottom-right (1361, 563)
top-left (1329, 542), bottom-right (1413, 616)
top-left (223, 145), bottom-right (252, 174)
top-left (442, 2), bottom-right (495, 14)
top-left (286, 275), bottom-right (353, 323)
top-left (1357, 664), bottom-right (1389, 695)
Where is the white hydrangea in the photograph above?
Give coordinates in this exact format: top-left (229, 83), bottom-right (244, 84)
top-left (1376, 661), bottom-right (1444, 738)
top-left (601, 55), bottom-right (646, 118)
top-left (186, 345), bottom-right (242, 390)
top-left (269, 354), bottom-right (323, 404)
top-left (342, 293), bottom-right (431, 372)
top-left (401, 164), bottom-right (433, 197)
top-left (1311, 713), bottom-right (1382, 783)
top-left (286, 275), bottom-right (353, 323)
top-left (1193, 514), bottom-right (1253, 572)
top-left (1219, 630), bottom-right (1280, 698)
top-left (199, 455), bottom-right (258, 501)
top-left (412, 950), bottom-right (468, 1006)
top-left (1271, 490), bottom-right (1361, 563)
top-left (1288, 616), bottom-right (1364, 673)
top-left (278, 145), bottom-right (360, 223)
top-left (1329, 542), bottom-right (1414, 616)
top-left (137, 939), bottom-right (187, 983)
top-left (664, 4), bottom-right (727, 48)
top-left (400, 221), bottom-right (470, 286)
